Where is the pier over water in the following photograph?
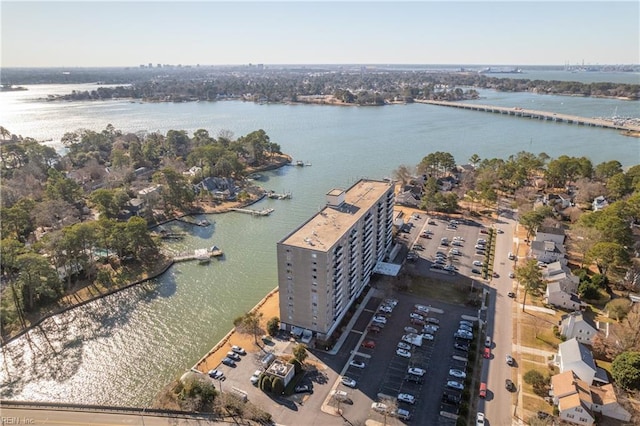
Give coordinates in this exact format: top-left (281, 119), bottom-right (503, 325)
top-left (422, 100), bottom-right (640, 133)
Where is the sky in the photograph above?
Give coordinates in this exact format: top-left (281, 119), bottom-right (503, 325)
top-left (1, 1), bottom-right (638, 67)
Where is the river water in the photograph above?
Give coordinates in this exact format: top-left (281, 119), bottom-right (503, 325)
top-left (0, 71), bottom-right (639, 406)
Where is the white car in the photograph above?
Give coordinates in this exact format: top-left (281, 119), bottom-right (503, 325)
top-left (476, 412), bottom-right (485, 426)
top-left (477, 239), bottom-right (487, 244)
top-left (341, 376), bottom-right (357, 388)
top-left (408, 367), bottom-right (426, 376)
top-left (397, 341), bottom-right (411, 351)
top-left (404, 326), bottom-right (418, 334)
top-left (371, 402), bottom-right (389, 413)
top-left (379, 305), bottom-right (393, 313)
top-left (460, 320), bottom-right (473, 327)
top-left (450, 248), bottom-right (462, 255)
top-left (449, 369), bottom-right (466, 379)
top-left (231, 345), bottom-right (246, 355)
top-left (447, 380), bottom-right (464, 390)
top-left (423, 324), bottom-right (439, 333)
top-left (444, 265), bottom-right (457, 272)
top-left (385, 298), bottom-right (398, 307)
top-left (393, 408), bottom-right (412, 420)
top-left (373, 315), bottom-right (387, 324)
top-left (250, 369), bottom-right (262, 384)
top-left (208, 369), bottom-right (224, 380)
top-left (422, 333), bottom-right (434, 341)
top-left (409, 313), bottom-right (424, 321)
top-left (396, 349), bottom-right (412, 358)
top-left (485, 336), bottom-right (492, 347)
top-left (349, 359), bottom-right (366, 369)
top-left (472, 260), bottom-right (484, 267)
top-left (397, 393), bottom-right (416, 404)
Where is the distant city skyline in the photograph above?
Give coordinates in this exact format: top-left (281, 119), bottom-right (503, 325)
top-left (1, 1), bottom-right (638, 68)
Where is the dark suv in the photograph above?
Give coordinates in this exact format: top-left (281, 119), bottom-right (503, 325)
top-left (442, 392), bottom-right (461, 404)
top-left (405, 374), bottom-right (423, 384)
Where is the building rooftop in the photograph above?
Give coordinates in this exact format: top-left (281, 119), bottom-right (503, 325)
top-left (279, 179), bottom-right (392, 251)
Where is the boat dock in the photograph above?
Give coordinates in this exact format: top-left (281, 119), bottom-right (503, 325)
top-left (176, 217), bottom-right (212, 227)
top-left (265, 190), bottom-right (292, 200)
top-left (421, 100), bottom-right (640, 133)
top-left (173, 247), bottom-right (223, 263)
top-left (230, 207), bottom-right (275, 216)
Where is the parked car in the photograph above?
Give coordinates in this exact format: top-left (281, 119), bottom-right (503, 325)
top-left (226, 351), bottom-right (241, 361)
top-left (426, 317), bottom-right (440, 325)
top-left (414, 304), bottom-right (429, 313)
top-left (507, 291), bottom-right (516, 298)
top-left (476, 412), bottom-right (486, 426)
top-left (457, 329), bottom-right (473, 338)
top-left (373, 315), bottom-right (387, 324)
top-left (409, 313), bottom-right (424, 321)
top-left (449, 369), bottom-right (466, 379)
top-left (361, 340), bottom-right (376, 349)
top-left (509, 272), bottom-right (515, 278)
top-left (506, 354), bottom-right (514, 366)
top-left (408, 367), bottom-right (426, 376)
top-left (331, 389), bottom-right (349, 401)
top-left (250, 369), bottom-right (262, 384)
top-left (483, 347), bottom-right (491, 359)
top-left (231, 345), bottom-right (246, 355)
top-left (405, 374), bottom-right (423, 384)
top-left (459, 320), bottom-right (473, 327)
top-left (208, 369), bottom-right (224, 380)
top-left (423, 324), bottom-right (439, 333)
top-left (221, 357), bottom-right (236, 367)
top-left (341, 376), bottom-right (357, 388)
top-left (371, 402), bottom-right (389, 413)
top-left (450, 248), bottom-right (462, 255)
top-left (396, 349), bottom-right (412, 358)
top-left (472, 260), bottom-right (484, 267)
top-left (295, 384), bottom-right (313, 393)
top-left (508, 251), bottom-right (515, 260)
top-left (455, 332), bottom-right (473, 341)
top-left (349, 359), bottom-right (365, 369)
top-left (477, 238), bottom-right (487, 244)
top-left (410, 318), bottom-right (425, 326)
top-left (378, 305), bottom-right (393, 313)
top-left (447, 380), bottom-right (464, 390)
top-left (474, 244), bottom-right (486, 250)
top-left (397, 393), bottom-right (416, 404)
top-left (385, 298), bottom-right (398, 307)
top-left (422, 333), bottom-right (434, 341)
top-left (393, 408), bottom-right (412, 420)
top-left (444, 265), bottom-right (457, 272)
top-left (506, 379), bottom-right (516, 391)
top-left (454, 343), bottom-right (469, 352)
top-left (404, 326), bottom-right (418, 334)
top-left (397, 342), bottom-right (411, 351)
top-left (479, 382), bottom-right (487, 398)
top-left (471, 268), bottom-right (481, 274)
top-left (442, 392), bottom-right (461, 404)
top-left (485, 336), bottom-right (492, 347)
top-left (452, 240), bottom-right (463, 247)
top-left (537, 411), bottom-right (551, 420)
top-left (480, 228), bottom-right (489, 234)
top-left (458, 324), bottom-right (473, 332)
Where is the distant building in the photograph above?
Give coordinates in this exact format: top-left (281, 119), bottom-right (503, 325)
top-left (277, 179), bottom-right (394, 341)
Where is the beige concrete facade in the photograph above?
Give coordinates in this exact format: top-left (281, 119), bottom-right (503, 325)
top-left (277, 179), bottom-right (395, 340)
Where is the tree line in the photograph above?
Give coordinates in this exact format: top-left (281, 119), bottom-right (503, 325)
top-left (0, 124), bottom-right (283, 338)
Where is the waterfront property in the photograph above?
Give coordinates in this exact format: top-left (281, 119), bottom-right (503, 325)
top-left (276, 179), bottom-right (395, 341)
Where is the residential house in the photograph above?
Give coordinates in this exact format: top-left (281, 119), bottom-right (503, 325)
top-left (590, 383), bottom-right (632, 422)
top-left (535, 226), bottom-right (566, 246)
top-left (551, 371), bottom-right (595, 426)
top-left (543, 261), bottom-right (579, 291)
top-left (530, 240), bottom-right (566, 265)
top-left (560, 312), bottom-right (599, 345)
top-left (551, 371), bottom-right (631, 425)
top-left (138, 185), bottom-right (162, 203)
top-left (545, 193), bottom-right (573, 210)
top-left (395, 190), bottom-right (420, 207)
top-left (592, 196), bottom-right (609, 211)
top-left (546, 281), bottom-right (584, 311)
top-left (556, 338), bottom-right (608, 385)
top-left (198, 177), bottom-right (237, 200)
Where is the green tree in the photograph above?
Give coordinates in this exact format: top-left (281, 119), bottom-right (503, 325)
top-left (515, 259), bottom-right (545, 311)
top-left (234, 311), bottom-right (263, 344)
top-left (16, 252), bottom-right (62, 312)
top-left (469, 154), bottom-right (481, 167)
top-left (605, 298), bottom-right (632, 322)
top-left (587, 241), bottom-right (629, 276)
top-left (519, 206), bottom-right (553, 241)
top-left (595, 160), bottom-right (623, 181)
top-left (611, 351), bottom-right (640, 390)
top-left (292, 343), bottom-right (308, 363)
top-left (267, 316), bottom-right (280, 336)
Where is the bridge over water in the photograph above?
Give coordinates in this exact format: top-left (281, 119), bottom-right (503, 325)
top-left (421, 100), bottom-right (640, 133)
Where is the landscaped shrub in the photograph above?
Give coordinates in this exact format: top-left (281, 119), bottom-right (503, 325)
top-left (266, 316), bottom-right (280, 336)
top-left (271, 376), bottom-right (285, 395)
top-left (259, 374), bottom-right (271, 392)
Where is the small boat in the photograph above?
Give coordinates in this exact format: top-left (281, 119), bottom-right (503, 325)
top-left (198, 219), bottom-right (210, 226)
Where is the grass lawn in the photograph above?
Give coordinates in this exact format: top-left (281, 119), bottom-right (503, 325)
top-left (523, 394), bottom-right (552, 414)
top-left (519, 312), bottom-right (562, 352)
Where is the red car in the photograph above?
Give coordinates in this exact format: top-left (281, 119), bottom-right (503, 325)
top-left (483, 347), bottom-right (491, 359)
top-left (479, 382), bottom-right (487, 398)
top-left (368, 325), bottom-right (381, 333)
top-left (362, 340), bottom-right (376, 349)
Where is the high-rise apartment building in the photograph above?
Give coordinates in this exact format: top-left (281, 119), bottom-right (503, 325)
top-left (277, 179), bottom-right (395, 341)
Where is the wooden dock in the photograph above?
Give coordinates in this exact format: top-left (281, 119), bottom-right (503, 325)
top-left (230, 207), bottom-right (275, 216)
top-left (173, 248), bottom-right (223, 263)
top-left (421, 100), bottom-right (640, 133)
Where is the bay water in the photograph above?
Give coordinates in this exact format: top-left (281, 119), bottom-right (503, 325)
top-left (0, 72), bottom-right (639, 406)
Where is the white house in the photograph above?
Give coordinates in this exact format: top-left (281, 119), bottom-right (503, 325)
top-left (556, 338), bottom-right (608, 385)
top-left (535, 225), bottom-right (566, 246)
top-left (530, 240), bottom-right (566, 265)
top-left (560, 312), bottom-right (599, 345)
top-left (546, 282), bottom-right (584, 311)
top-left (543, 261), bottom-right (579, 290)
top-left (592, 196), bottom-right (609, 211)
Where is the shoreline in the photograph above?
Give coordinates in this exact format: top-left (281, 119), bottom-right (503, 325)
top-left (0, 155), bottom-right (292, 345)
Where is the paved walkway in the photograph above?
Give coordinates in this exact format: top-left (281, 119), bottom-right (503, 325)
top-left (518, 304), bottom-right (556, 315)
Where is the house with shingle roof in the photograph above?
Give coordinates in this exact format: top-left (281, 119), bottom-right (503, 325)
top-left (560, 312), bottom-right (599, 346)
top-left (546, 281), bottom-right (584, 311)
top-left (556, 338), bottom-right (608, 385)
